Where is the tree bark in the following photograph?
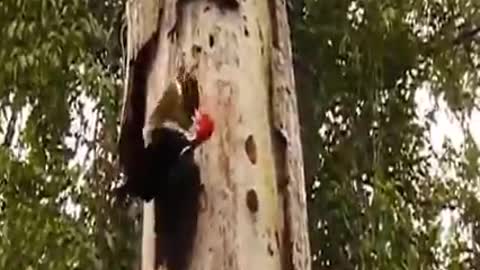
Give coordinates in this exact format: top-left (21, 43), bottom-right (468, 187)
top-left (120, 1), bottom-right (311, 270)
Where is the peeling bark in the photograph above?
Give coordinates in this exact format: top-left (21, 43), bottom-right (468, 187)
top-left (120, 1), bottom-right (311, 270)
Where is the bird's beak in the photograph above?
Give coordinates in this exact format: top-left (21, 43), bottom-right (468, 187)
top-left (191, 109), bottom-right (202, 122)
top-left (174, 79), bottom-right (182, 95)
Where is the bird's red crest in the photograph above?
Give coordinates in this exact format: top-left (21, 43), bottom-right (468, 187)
top-left (194, 110), bottom-right (214, 143)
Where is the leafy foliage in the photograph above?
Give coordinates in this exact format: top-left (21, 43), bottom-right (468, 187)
top-left (291, 0), bottom-right (480, 269)
top-left (0, 0), bottom-right (137, 269)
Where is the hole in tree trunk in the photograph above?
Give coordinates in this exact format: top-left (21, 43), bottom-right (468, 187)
top-left (267, 242), bottom-right (274, 256)
top-left (245, 135), bottom-right (257, 164)
top-left (246, 189), bottom-right (259, 213)
top-left (214, 0), bottom-right (239, 10)
top-left (192, 45), bottom-right (202, 56)
top-left (209, 34), bottom-right (215, 47)
top-left (180, 72), bottom-right (200, 119)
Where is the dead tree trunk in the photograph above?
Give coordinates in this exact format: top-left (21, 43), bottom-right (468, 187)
top-left (119, 1), bottom-right (311, 270)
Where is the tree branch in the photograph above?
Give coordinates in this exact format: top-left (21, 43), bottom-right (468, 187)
top-left (2, 110), bottom-right (17, 147)
top-left (453, 25), bottom-right (480, 45)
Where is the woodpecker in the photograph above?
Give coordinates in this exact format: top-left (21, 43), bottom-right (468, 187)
top-left (145, 110), bottom-right (213, 201)
top-left (117, 71), bottom-right (214, 270)
top-left (116, 75), bottom-right (214, 202)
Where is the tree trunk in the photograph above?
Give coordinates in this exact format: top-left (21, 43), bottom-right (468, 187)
top-left (120, 1), bottom-right (311, 270)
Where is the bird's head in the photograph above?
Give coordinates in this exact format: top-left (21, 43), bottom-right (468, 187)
top-left (193, 109), bottom-right (214, 143)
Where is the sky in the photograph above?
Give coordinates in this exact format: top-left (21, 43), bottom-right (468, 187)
top-left (415, 85), bottom-right (480, 255)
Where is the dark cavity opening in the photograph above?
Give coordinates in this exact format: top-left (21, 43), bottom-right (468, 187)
top-left (246, 189), bottom-right (259, 213)
top-left (209, 34), bottom-right (215, 47)
top-left (181, 73), bottom-right (200, 119)
top-left (245, 135), bottom-right (257, 164)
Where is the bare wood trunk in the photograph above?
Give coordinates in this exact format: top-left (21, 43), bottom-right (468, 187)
top-left (120, 1), bottom-right (311, 270)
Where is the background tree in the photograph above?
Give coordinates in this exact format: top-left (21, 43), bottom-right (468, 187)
top-left (0, 1), bottom-right (139, 269)
top-left (291, 0), bottom-right (480, 269)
